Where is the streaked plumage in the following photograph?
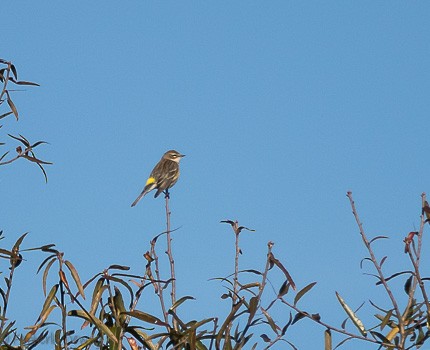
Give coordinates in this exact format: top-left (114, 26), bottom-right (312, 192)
top-left (131, 150), bottom-right (185, 207)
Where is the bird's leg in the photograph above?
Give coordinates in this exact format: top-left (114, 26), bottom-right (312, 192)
top-left (164, 189), bottom-right (170, 199)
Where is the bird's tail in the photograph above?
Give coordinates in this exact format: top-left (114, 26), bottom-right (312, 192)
top-left (131, 190), bottom-right (146, 207)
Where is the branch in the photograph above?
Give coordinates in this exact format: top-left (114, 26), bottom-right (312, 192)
top-left (346, 192), bottom-right (405, 340)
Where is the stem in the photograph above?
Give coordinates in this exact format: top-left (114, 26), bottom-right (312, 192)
top-left (346, 192), bottom-right (405, 341)
top-left (233, 230), bottom-right (240, 304)
top-left (59, 277), bottom-right (69, 350)
top-left (0, 61), bottom-right (12, 103)
top-left (58, 257), bottom-right (69, 350)
top-left (236, 242), bottom-right (274, 346)
top-left (0, 260), bottom-right (16, 332)
top-left (151, 240), bottom-right (169, 324)
top-left (407, 194), bottom-right (430, 311)
top-left (165, 191), bottom-right (177, 330)
top-left (280, 298), bottom-right (392, 347)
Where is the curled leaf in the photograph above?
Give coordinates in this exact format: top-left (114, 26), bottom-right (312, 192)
top-left (335, 291), bottom-right (367, 336)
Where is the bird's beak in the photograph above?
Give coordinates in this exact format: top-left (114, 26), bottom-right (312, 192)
top-left (180, 154), bottom-right (185, 157)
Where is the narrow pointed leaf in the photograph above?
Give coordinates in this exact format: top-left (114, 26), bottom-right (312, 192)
top-left (13, 232), bottom-right (28, 251)
top-left (260, 334), bottom-right (270, 342)
top-left (108, 264), bottom-right (130, 271)
top-left (380, 310), bottom-right (393, 331)
top-left (6, 97), bottom-right (18, 120)
top-left (0, 112), bottom-right (13, 120)
top-left (38, 284), bottom-right (58, 321)
top-left (278, 280), bottom-right (290, 297)
top-left (335, 292), bottom-right (367, 336)
top-left (261, 307), bottom-right (279, 334)
top-left (59, 270), bottom-right (70, 290)
top-left (68, 309), bottom-right (118, 343)
top-left (123, 310), bottom-right (169, 327)
top-left (24, 305), bottom-right (56, 342)
top-left (113, 287), bottom-right (127, 325)
top-left (247, 296), bottom-right (259, 321)
top-left (169, 295), bottom-right (195, 311)
top-left (404, 276), bottom-right (412, 295)
top-left (65, 260), bottom-right (85, 299)
top-left (41, 257), bottom-right (56, 296)
top-left (0, 151), bottom-right (9, 162)
top-left (294, 282), bottom-right (317, 306)
top-left (369, 236), bottom-right (389, 244)
top-left (292, 312), bottom-right (307, 325)
top-left (10, 64), bottom-right (17, 79)
top-left (370, 331), bottom-right (390, 344)
top-left (268, 253), bottom-right (296, 290)
top-left (14, 80), bottom-right (40, 86)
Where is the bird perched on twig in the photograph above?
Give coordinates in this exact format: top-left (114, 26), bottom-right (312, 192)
top-left (131, 150), bottom-right (185, 207)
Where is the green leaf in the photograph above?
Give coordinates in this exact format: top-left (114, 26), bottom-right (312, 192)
top-left (65, 260), bottom-right (85, 299)
top-left (6, 96), bottom-right (18, 120)
top-left (81, 278), bottom-right (107, 329)
top-left (169, 295), bottom-right (195, 311)
top-left (38, 284), bottom-right (58, 321)
top-left (370, 330), bottom-right (391, 344)
top-left (380, 310), bottom-right (393, 331)
top-left (260, 334), bottom-right (270, 342)
top-left (105, 275), bottom-right (134, 308)
top-left (404, 276), bottom-right (413, 295)
top-left (247, 296), bottom-right (259, 322)
top-left (261, 307), bottom-right (279, 334)
top-left (14, 80), bottom-right (40, 86)
top-left (13, 232), bottom-right (28, 251)
top-left (0, 151), bottom-right (9, 162)
top-left (336, 291), bottom-right (367, 336)
top-left (24, 305), bottom-right (56, 342)
top-left (123, 310), bottom-right (169, 327)
top-left (113, 287), bottom-right (127, 326)
top-left (68, 309), bottom-right (118, 343)
top-left (291, 312), bottom-right (307, 325)
top-left (108, 264), bottom-right (130, 271)
top-left (294, 282), bottom-right (317, 306)
top-left (0, 248), bottom-right (13, 257)
top-left (0, 112), bottom-right (13, 120)
top-left (268, 252), bottom-right (296, 290)
top-left (278, 280), bottom-right (290, 297)
top-left (10, 64), bottom-right (17, 79)
top-left (42, 257), bottom-right (56, 296)
top-left (0, 321), bottom-right (16, 343)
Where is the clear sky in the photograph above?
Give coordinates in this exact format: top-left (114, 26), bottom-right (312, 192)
top-left (1, 2), bottom-right (430, 349)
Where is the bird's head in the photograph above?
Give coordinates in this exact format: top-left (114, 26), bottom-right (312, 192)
top-left (164, 150), bottom-right (185, 163)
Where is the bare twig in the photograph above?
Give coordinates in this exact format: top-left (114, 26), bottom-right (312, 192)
top-left (165, 191), bottom-right (176, 305)
top-left (280, 298), bottom-right (391, 347)
top-left (150, 237), bottom-right (169, 325)
top-left (346, 192), bottom-right (405, 342)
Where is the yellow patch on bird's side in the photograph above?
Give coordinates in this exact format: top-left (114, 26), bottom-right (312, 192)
top-left (146, 177), bottom-right (156, 185)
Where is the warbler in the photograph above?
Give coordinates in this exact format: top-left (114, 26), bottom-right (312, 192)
top-left (131, 150), bottom-right (185, 207)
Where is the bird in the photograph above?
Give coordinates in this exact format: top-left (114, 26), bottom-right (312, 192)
top-left (131, 150), bottom-right (185, 207)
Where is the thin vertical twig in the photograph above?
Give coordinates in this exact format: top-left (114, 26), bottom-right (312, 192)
top-left (151, 239), bottom-right (169, 324)
top-left (346, 192), bottom-right (405, 341)
top-left (233, 229), bottom-right (240, 304)
top-left (406, 194), bottom-right (430, 312)
top-left (57, 256), bottom-right (69, 350)
top-left (165, 191), bottom-right (177, 331)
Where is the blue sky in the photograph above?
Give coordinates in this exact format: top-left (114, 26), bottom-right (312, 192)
top-left (1, 1), bottom-right (430, 349)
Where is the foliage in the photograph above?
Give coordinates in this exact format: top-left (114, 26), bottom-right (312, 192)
top-left (2, 57), bottom-right (430, 349)
top-left (0, 59), bottom-right (51, 181)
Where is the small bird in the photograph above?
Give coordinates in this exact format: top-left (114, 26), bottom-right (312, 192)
top-left (131, 150), bottom-right (185, 207)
